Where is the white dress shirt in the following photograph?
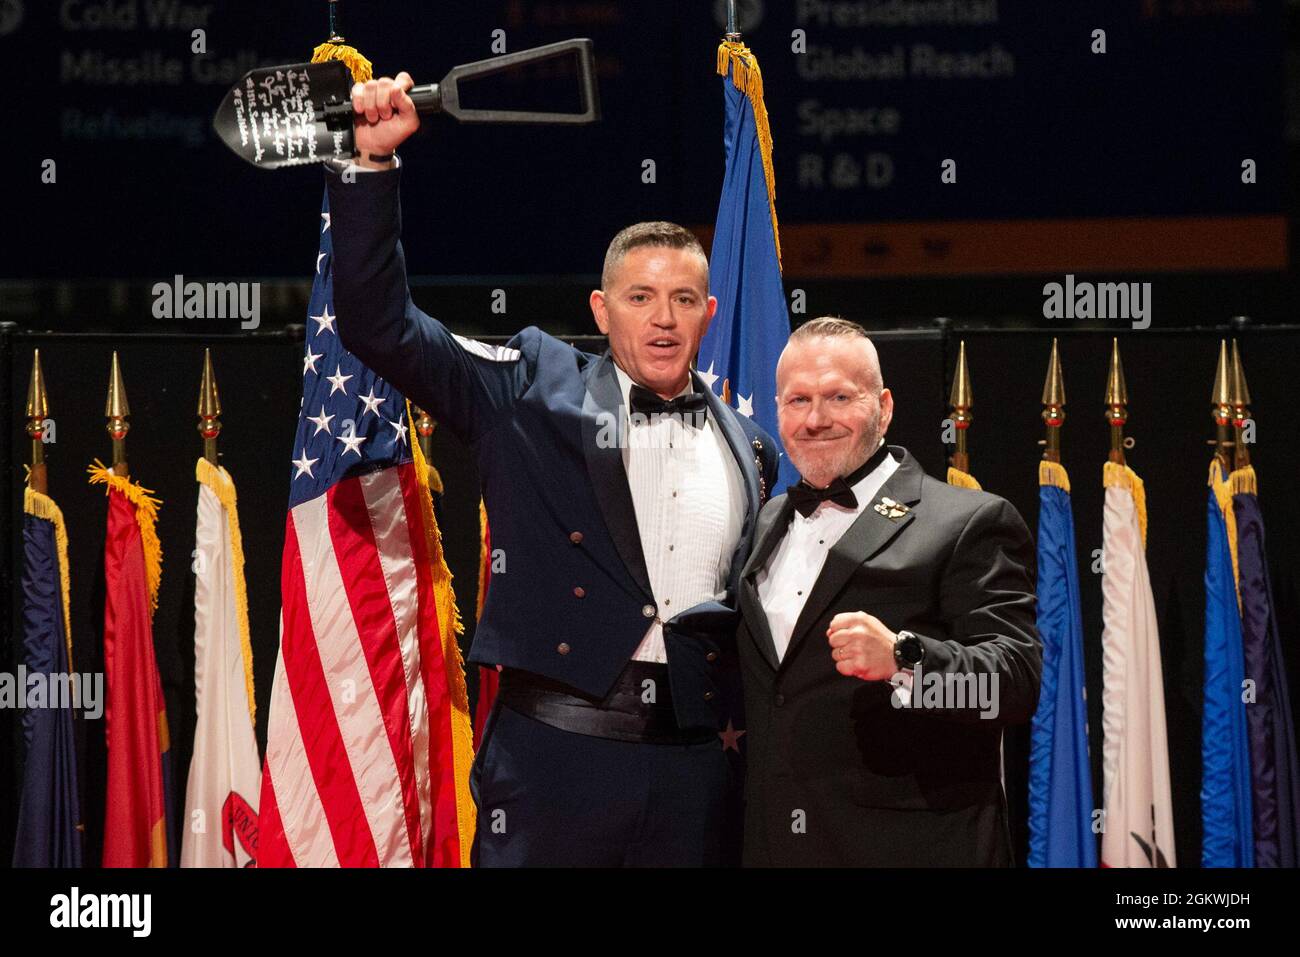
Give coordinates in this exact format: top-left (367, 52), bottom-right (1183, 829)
top-left (614, 366), bottom-right (744, 663)
top-left (755, 444), bottom-right (898, 662)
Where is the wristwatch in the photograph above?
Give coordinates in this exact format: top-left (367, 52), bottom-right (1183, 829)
top-left (892, 630), bottom-right (924, 669)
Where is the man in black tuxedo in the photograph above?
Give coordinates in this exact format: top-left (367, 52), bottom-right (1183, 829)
top-left (737, 317), bottom-right (1041, 867)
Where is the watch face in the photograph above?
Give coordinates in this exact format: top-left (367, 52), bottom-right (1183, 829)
top-left (896, 632), bottom-right (923, 666)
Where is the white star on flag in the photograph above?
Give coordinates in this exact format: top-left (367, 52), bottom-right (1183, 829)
top-left (303, 348), bottom-right (322, 376)
top-left (292, 450), bottom-right (318, 479)
top-left (696, 362), bottom-right (719, 392)
top-left (306, 406), bottom-right (334, 436)
top-left (337, 429), bottom-right (365, 458)
top-left (388, 416), bottom-right (410, 446)
top-left (316, 251), bottom-right (327, 274)
top-left (736, 392), bottom-right (755, 417)
top-left (358, 388), bottom-right (386, 418)
top-left (321, 212), bottom-right (331, 233)
top-left (311, 306), bottom-right (336, 336)
top-left (327, 366), bottom-right (353, 396)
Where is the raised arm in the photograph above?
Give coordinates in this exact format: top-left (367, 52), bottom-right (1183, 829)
top-left (325, 72), bottom-right (527, 446)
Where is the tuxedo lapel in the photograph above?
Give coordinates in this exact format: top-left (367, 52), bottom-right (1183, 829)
top-left (695, 370), bottom-right (760, 594)
top-left (739, 495), bottom-right (795, 671)
top-left (581, 353), bottom-right (653, 600)
top-left (779, 448), bottom-right (924, 670)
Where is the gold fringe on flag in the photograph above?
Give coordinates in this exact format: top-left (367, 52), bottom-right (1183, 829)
top-left (1038, 460), bottom-right (1072, 493)
top-left (717, 40), bottom-right (782, 270)
top-left (1209, 459), bottom-right (1242, 603)
top-left (311, 42), bottom-right (373, 83)
top-left (23, 485), bottom-right (74, 675)
top-left (87, 459), bottom-right (163, 615)
top-left (946, 466), bottom-right (982, 490)
top-left (1103, 460), bottom-right (1148, 550)
top-left (1228, 464), bottom-right (1258, 498)
top-left (195, 457), bottom-right (257, 726)
top-left (407, 401), bottom-right (476, 866)
top-left (476, 498), bottom-right (490, 618)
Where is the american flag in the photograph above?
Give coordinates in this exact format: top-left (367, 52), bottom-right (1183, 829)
top-left (256, 193), bottom-right (475, 867)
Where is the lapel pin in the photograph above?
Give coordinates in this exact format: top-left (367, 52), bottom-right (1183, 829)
top-left (873, 496), bottom-right (910, 521)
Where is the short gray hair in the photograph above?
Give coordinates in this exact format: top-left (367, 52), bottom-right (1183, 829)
top-left (789, 316), bottom-right (869, 342)
top-left (783, 316), bottom-right (882, 393)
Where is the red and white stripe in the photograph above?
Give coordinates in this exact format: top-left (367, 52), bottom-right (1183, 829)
top-left (258, 462), bottom-right (462, 867)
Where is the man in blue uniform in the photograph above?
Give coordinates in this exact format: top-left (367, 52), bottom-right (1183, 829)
top-left (327, 72), bottom-right (780, 865)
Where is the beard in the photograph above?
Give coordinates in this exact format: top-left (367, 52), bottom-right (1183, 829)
top-left (790, 405), bottom-right (884, 488)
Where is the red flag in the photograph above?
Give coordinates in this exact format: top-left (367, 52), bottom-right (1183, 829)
top-left (89, 461), bottom-right (173, 868)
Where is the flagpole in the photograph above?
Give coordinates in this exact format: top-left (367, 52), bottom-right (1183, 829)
top-left (412, 404), bottom-right (435, 464)
top-left (1210, 340), bottom-right (1235, 475)
top-left (1104, 338), bottom-right (1128, 465)
top-left (197, 348), bottom-right (221, 466)
top-left (948, 339), bottom-right (973, 474)
top-left (725, 0), bottom-right (740, 41)
top-left (26, 349), bottom-right (49, 494)
top-left (105, 351), bottom-right (130, 478)
top-left (1041, 338), bottom-right (1064, 463)
top-left (1229, 339), bottom-right (1252, 471)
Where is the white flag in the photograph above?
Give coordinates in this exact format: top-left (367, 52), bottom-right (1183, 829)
top-left (1100, 463), bottom-right (1176, 867)
top-left (182, 458), bottom-right (261, 867)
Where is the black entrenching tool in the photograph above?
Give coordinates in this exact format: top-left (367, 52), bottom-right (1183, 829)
top-left (213, 37), bottom-right (601, 170)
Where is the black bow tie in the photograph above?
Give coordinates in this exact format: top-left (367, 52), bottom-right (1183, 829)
top-left (786, 443), bottom-right (892, 518)
top-left (629, 383), bottom-right (709, 425)
top-left (787, 478), bottom-right (856, 517)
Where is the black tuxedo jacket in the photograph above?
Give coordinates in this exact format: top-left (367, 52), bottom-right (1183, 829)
top-left (737, 446), bottom-right (1041, 866)
top-left (325, 164), bottom-right (780, 733)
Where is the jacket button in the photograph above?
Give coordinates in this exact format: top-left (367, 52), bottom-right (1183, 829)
top-left (557, 642), bottom-right (571, 655)
top-left (569, 531), bottom-right (583, 544)
top-left (642, 604), bottom-right (656, 619)
top-left (774, 693), bottom-right (785, 707)
top-left (573, 586), bottom-right (585, 598)
top-left (706, 651), bottom-right (718, 663)
top-left (703, 691), bottom-right (716, 701)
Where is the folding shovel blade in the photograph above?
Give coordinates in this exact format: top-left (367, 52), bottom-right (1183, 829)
top-left (213, 60), bottom-right (358, 170)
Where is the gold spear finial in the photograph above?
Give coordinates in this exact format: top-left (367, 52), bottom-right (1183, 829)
top-left (197, 348), bottom-right (222, 465)
top-left (411, 403), bottom-right (436, 463)
top-left (948, 340), bottom-right (973, 473)
top-left (1104, 338), bottom-right (1128, 464)
top-left (1229, 339), bottom-right (1251, 470)
top-left (1210, 340), bottom-right (1234, 472)
top-left (26, 350), bottom-right (50, 493)
top-left (1041, 338), bottom-right (1065, 462)
top-left (105, 351), bottom-right (130, 475)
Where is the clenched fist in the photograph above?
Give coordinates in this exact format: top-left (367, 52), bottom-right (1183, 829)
top-left (351, 72), bottom-right (420, 166)
top-left (827, 611), bottom-right (898, 681)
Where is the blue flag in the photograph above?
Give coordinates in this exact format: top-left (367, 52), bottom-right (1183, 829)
top-left (13, 487), bottom-right (83, 867)
top-left (1027, 464), bottom-right (1097, 867)
top-left (1202, 461), bottom-right (1254, 867)
top-left (698, 41), bottom-right (796, 492)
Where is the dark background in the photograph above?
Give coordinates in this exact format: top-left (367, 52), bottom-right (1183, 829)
top-left (3, 0), bottom-right (1300, 868)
